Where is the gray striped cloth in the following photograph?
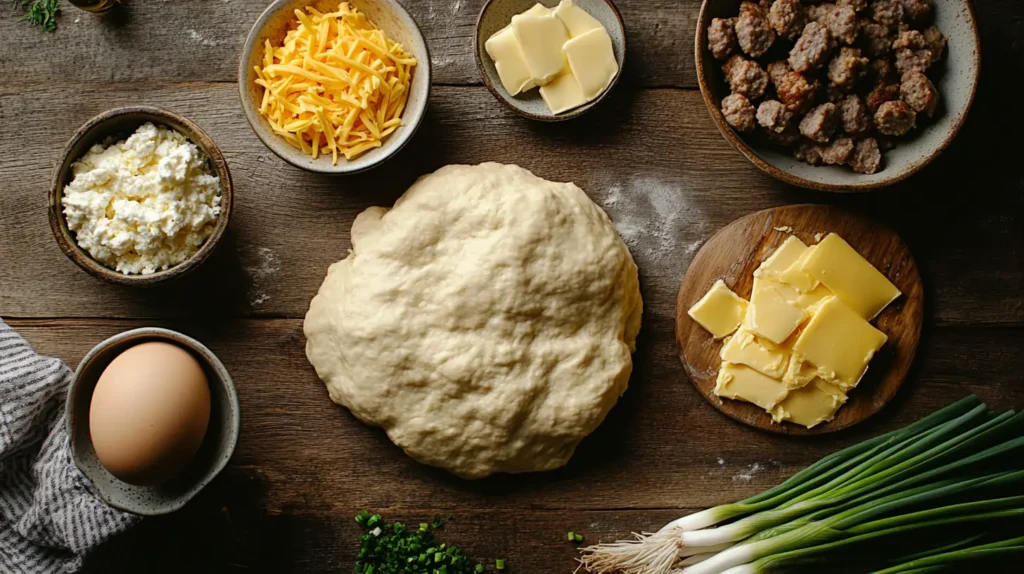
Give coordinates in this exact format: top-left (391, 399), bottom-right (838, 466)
top-left (0, 318), bottom-right (139, 573)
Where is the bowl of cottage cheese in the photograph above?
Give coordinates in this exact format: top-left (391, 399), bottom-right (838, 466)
top-left (49, 107), bottom-right (233, 286)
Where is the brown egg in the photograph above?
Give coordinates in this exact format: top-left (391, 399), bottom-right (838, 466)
top-left (89, 341), bottom-right (211, 485)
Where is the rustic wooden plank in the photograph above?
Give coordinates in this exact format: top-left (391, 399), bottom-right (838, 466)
top-left (1, 0), bottom-right (696, 87)
top-left (9, 317), bottom-right (1024, 514)
top-left (5, 0), bottom-right (1021, 89)
top-left (84, 503), bottom-right (690, 573)
top-left (1, 84), bottom-right (1021, 325)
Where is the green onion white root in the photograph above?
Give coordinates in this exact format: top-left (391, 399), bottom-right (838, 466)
top-left (578, 396), bottom-right (1024, 573)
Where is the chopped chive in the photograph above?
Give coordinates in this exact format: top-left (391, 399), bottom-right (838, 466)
top-left (475, 565), bottom-right (485, 573)
top-left (496, 558), bottom-right (506, 570)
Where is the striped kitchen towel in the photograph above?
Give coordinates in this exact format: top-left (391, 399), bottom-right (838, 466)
top-left (0, 318), bottom-right (139, 573)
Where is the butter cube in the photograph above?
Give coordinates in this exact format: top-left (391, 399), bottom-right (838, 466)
top-left (800, 233), bottom-right (902, 320)
top-left (771, 378), bottom-right (847, 428)
top-left (755, 236), bottom-right (809, 279)
top-left (563, 27), bottom-right (619, 100)
top-left (720, 328), bottom-right (789, 379)
top-left (715, 363), bottom-right (789, 410)
top-left (512, 12), bottom-right (569, 85)
top-left (485, 27), bottom-right (536, 96)
top-left (793, 297), bottom-right (887, 389)
top-left (524, 3), bottom-right (553, 16)
top-left (745, 277), bottom-right (806, 344)
top-left (688, 280), bottom-right (749, 339)
top-left (539, 71), bottom-right (588, 114)
top-left (554, 0), bottom-right (603, 37)
top-left (776, 244), bottom-right (820, 292)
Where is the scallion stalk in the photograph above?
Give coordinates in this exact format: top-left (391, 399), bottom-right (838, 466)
top-left (579, 397), bottom-right (1024, 574)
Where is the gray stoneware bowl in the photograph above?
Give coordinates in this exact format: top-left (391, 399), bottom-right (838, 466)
top-left (49, 107), bottom-right (233, 286)
top-left (66, 328), bottom-right (240, 516)
top-left (475, 0), bottom-right (626, 121)
top-left (696, 0), bottom-right (980, 192)
top-left (239, 0), bottom-right (431, 174)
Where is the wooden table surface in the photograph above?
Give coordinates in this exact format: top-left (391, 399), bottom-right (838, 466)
top-left (1, 1), bottom-right (1021, 572)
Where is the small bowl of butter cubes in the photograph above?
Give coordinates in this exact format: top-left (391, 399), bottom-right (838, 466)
top-left (475, 0), bottom-right (626, 121)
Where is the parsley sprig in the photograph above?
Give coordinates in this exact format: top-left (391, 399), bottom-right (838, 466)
top-left (14, 0), bottom-right (60, 32)
top-left (354, 511), bottom-right (502, 573)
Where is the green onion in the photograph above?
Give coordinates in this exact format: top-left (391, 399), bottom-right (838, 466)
top-left (353, 511), bottom-right (482, 573)
top-left (495, 558), bottom-right (506, 570)
top-left (579, 397), bottom-right (1024, 574)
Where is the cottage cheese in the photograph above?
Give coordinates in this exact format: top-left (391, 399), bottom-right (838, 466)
top-left (62, 123), bottom-right (222, 275)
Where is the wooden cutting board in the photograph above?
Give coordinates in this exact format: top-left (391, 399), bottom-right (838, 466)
top-left (675, 204), bottom-right (924, 435)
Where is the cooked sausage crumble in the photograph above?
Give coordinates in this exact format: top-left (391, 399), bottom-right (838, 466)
top-left (709, 0), bottom-right (946, 174)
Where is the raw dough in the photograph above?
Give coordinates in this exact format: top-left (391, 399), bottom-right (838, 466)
top-left (304, 163), bottom-right (642, 479)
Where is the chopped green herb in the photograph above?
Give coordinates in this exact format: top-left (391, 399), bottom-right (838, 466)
top-left (431, 514), bottom-right (453, 529)
top-left (495, 559), bottom-right (506, 570)
top-left (567, 531), bottom-right (585, 543)
top-left (353, 511), bottom-right (482, 573)
top-left (13, 0), bottom-right (59, 32)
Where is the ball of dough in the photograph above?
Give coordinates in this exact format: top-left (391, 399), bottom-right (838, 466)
top-left (304, 163), bottom-right (642, 479)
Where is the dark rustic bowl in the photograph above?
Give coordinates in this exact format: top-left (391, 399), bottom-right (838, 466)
top-left (695, 0), bottom-right (980, 192)
top-left (475, 0), bottom-right (626, 122)
top-left (67, 328), bottom-right (240, 516)
top-left (239, 0), bottom-right (431, 174)
top-left (49, 107), bottom-right (233, 286)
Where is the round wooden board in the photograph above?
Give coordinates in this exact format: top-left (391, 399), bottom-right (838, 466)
top-left (675, 204), bottom-right (924, 435)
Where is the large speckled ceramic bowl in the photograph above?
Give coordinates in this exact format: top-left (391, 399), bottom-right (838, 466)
top-left (475, 0), bottom-right (626, 121)
top-left (67, 328), bottom-right (240, 516)
top-left (239, 0), bottom-right (431, 174)
top-left (696, 0), bottom-right (980, 192)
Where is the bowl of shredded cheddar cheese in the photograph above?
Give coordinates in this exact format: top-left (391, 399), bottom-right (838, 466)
top-left (239, 0), bottom-right (431, 174)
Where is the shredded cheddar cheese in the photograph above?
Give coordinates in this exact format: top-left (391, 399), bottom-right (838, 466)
top-left (254, 2), bottom-right (417, 164)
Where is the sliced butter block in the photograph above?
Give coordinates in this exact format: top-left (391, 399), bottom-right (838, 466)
top-left (746, 277), bottom-right (806, 344)
top-left (755, 236), bottom-right (809, 279)
top-left (688, 279), bottom-right (748, 339)
top-left (720, 328), bottom-right (790, 379)
top-left (554, 0), bottom-right (603, 37)
top-left (771, 378), bottom-right (848, 428)
top-left (782, 353), bottom-right (828, 390)
top-left (777, 244), bottom-right (820, 292)
top-left (485, 26), bottom-right (536, 96)
top-left (563, 27), bottom-right (619, 100)
top-left (715, 363), bottom-right (789, 410)
top-left (793, 296), bottom-right (888, 389)
top-left (511, 12), bottom-right (569, 85)
top-left (794, 283), bottom-right (834, 311)
top-left (800, 233), bottom-right (902, 320)
top-left (539, 71), bottom-right (588, 114)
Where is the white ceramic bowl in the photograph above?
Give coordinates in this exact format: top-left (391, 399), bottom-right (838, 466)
top-left (239, 0), bottom-right (432, 174)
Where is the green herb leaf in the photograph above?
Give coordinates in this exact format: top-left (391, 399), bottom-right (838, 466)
top-left (14, 0), bottom-right (59, 32)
